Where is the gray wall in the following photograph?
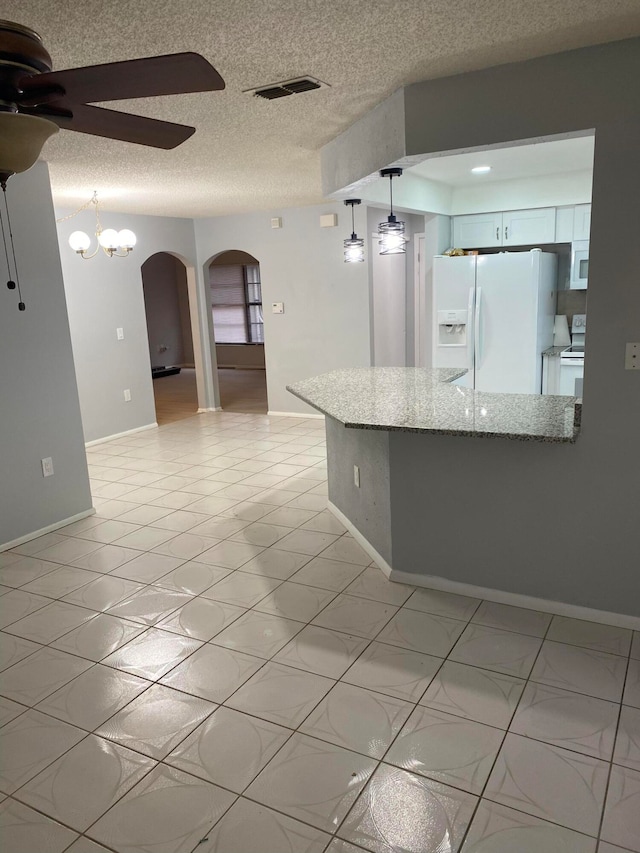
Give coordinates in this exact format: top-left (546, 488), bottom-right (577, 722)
top-left (320, 37), bottom-right (640, 618)
top-left (216, 345), bottom-right (265, 369)
top-left (176, 274), bottom-right (195, 366)
top-left (56, 209), bottom-right (201, 441)
top-left (141, 253), bottom-right (192, 368)
top-left (367, 207), bottom-right (426, 368)
top-left (326, 417), bottom-right (392, 564)
top-left (194, 203), bottom-right (371, 414)
top-left (420, 214), bottom-right (452, 368)
top-left (0, 163), bottom-right (92, 547)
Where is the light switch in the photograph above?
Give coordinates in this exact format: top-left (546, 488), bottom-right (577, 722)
top-left (123, 389), bottom-right (132, 401)
top-left (271, 217), bottom-right (282, 229)
top-left (116, 327), bottom-right (124, 340)
top-left (41, 457), bottom-right (54, 478)
top-left (272, 302), bottom-right (284, 314)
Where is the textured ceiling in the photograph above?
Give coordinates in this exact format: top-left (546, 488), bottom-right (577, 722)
top-left (3, 0), bottom-right (640, 217)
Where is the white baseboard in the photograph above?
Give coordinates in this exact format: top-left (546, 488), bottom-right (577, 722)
top-left (328, 501), bottom-right (393, 578)
top-left (0, 507), bottom-right (96, 552)
top-left (267, 410), bottom-right (325, 420)
top-left (217, 365), bottom-right (266, 371)
top-left (327, 501), bottom-right (640, 631)
top-left (197, 407), bottom-right (223, 413)
top-left (85, 422), bottom-right (158, 447)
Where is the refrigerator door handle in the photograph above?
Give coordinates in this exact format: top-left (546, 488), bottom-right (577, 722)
top-left (474, 286), bottom-right (482, 370)
top-left (467, 285), bottom-right (476, 371)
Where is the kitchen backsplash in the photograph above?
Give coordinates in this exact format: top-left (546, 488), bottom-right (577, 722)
top-left (557, 288), bottom-right (587, 325)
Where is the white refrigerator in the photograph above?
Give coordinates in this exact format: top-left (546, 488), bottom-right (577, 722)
top-left (432, 249), bottom-right (557, 393)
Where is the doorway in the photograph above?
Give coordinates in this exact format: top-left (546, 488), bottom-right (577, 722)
top-left (141, 252), bottom-right (198, 425)
top-left (208, 250), bottom-right (268, 413)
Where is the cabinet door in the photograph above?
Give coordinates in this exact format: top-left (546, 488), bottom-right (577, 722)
top-left (573, 204), bottom-right (591, 240)
top-left (452, 213), bottom-right (503, 249)
top-left (502, 208), bottom-right (556, 245)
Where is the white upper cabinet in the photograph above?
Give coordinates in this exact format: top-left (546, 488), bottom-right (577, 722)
top-left (573, 204), bottom-right (591, 240)
top-left (453, 205), bottom-right (587, 248)
top-left (452, 212), bottom-right (503, 248)
top-left (502, 207), bottom-right (556, 245)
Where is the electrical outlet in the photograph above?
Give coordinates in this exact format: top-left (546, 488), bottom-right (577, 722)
top-left (41, 457), bottom-right (54, 477)
top-left (353, 465), bottom-right (360, 488)
top-left (116, 327), bottom-right (124, 340)
top-left (124, 389), bottom-right (132, 402)
top-left (625, 343), bottom-right (639, 370)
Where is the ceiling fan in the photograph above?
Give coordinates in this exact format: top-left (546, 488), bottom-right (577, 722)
top-left (0, 19), bottom-right (226, 185)
top-left (0, 19), bottom-right (225, 311)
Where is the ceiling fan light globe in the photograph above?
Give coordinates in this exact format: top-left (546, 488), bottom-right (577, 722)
top-left (69, 231), bottom-right (91, 252)
top-left (0, 113), bottom-right (58, 180)
top-left (117, 229), bottom-right (136, 250)
top-left (98, 228), bottom-right (119, 250)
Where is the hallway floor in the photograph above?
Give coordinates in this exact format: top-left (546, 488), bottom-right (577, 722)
top-left (153, 369), bottom-right (268, 426)
top-left (0, 412), bottom-right (638, 853)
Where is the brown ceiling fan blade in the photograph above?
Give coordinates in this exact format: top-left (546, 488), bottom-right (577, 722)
top-left (19, 52), bottom-right (225, 105)
top-left (37, 103), bottom-right (195, 149)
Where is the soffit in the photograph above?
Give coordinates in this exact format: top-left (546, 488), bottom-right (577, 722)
top-left (4, 0), bottom-right (639, 217)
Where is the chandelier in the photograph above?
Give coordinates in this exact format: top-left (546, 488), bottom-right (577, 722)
top-left (59, 192), bottom-right (136, 259)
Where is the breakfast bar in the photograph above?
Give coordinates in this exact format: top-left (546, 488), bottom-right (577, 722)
top-left (287, 367), bottom-right (586, 615)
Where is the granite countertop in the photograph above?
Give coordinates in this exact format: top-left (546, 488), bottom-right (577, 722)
top-left (287, 368), bottom-right (581, 443)
top-left (543, 346), bottom-right (570, 356)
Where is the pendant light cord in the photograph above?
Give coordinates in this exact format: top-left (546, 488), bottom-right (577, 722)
top-left (389, 174), bottom-right (394, 217)
top-left (351, 203), bottom-right (356, 238)
top-left (1, 187), bottom-right (24, 307)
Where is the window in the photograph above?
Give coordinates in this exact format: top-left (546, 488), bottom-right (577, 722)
top-left (210, 263), bottom-right (263, 343)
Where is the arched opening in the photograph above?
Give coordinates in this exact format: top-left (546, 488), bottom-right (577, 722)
top-left (208, 250), bottom-right (267, 413)
top-left (141, 252), bottom-right (199, 424)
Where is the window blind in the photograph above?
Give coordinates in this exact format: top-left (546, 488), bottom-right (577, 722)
top-left (210, 264), bottom-right (248, 343)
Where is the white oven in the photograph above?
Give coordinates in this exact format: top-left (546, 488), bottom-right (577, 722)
top-left (559, 314), bottom-right (586, 396)
top-left (570, 240), bottom-right (589, 290)
top-left (559, 351), bottom-right (584, 396)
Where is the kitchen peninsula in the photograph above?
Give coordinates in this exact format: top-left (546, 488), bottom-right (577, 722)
top-left (287, 368), bottom-right (595, 622)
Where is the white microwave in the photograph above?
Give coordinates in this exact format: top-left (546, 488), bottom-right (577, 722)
top-left (570, 240), bottom-right (589, 290)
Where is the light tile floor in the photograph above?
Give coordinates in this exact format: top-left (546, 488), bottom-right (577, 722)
top-left (0, 411), bottom-right (639, 853)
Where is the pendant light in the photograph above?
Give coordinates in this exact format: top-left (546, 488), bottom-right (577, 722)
top-left (378, 167), bottom-right (406, 255)
top-left (343, 199), bottom-right (364, 263)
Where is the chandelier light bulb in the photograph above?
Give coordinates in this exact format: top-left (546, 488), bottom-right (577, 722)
top-left (68, 231), bottom-right (91, 253)
top-left (98, 228), bottom-right (119, 250)
top-left (117, 229), bottom-right (137, 250)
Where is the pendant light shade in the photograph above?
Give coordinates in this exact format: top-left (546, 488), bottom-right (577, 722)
top-left (378, 168), bottom-right (406, 255)
top-left (343, 198), bottom-right (364, 263)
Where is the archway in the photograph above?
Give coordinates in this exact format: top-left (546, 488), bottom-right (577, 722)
top-left (207, 250), bottom-right (268, 413)
top-left (141, 252), bottom-right (200, 424)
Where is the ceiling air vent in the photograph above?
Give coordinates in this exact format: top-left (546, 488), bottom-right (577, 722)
top-left (247, 76), bottom-right (328, 100)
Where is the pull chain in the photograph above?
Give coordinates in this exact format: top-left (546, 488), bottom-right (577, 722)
top-left (1, 185), bottom-right (25, 310)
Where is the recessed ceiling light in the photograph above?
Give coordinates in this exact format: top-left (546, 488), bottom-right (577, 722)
top-left (471, 165), bottom-right (492, 174)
